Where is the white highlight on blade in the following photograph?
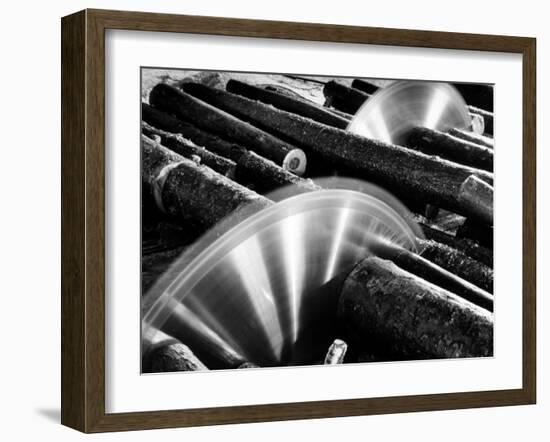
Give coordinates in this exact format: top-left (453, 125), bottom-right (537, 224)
top-left (324, 206), bottom-right (352, 283)
top-left (281, 213), bottom-right (305, 345)
top-left (423, 86), bottom-right (448, 129)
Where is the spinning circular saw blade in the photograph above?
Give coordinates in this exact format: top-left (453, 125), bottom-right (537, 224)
top-left (143, 184), bottom-right (422, 369)
top-left (347, 81), bottom-right (472, 145)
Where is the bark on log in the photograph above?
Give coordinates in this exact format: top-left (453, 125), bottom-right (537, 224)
top-left (263, 83), bottom-right (352, 120)
top-left (468, 106), bottom-right (494, 136)
top-left (141, 134), bottom-right (273, 231)
top-left (418, 222), bottom-right (493, 267)
top-left (417, 238), bottom-right (493, 293)
top-left (406, 127), bottom-right (493, 172)
top-left (235, 150), bottom-right (320, 195)
top-left (370, 239), bottom-right (493, 311)
top-left (142, 102), bottom-right (248, 161)
top-left (226, 79), bottom-right (349, 129)
top-left (453, 83), bottom-right (494, 112)
top-left (149, 84), bottom-right (307, 175)
top-left (448, 128), bottom-right (494, 149)
top-left (457, 175), bottom-right (493, 226)
top-left (178, 83), bottom-right (494, 217)
top-left (142, 330), bottom-right (208, 373)
top-left (322, 80), bottom-right (371, 114)
top-left (351, 79), bottom-right (380, 95)
top-left (338, 257), bottom-right (493, 359)
top-left (142, 122), bottom-right (236, 177)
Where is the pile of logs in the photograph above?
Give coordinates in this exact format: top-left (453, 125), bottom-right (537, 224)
top-left (141, 72), bottom-right (494, 372)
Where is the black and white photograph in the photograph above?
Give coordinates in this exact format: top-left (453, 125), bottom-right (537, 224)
top-left (140, 68), bottom-right (494, 374)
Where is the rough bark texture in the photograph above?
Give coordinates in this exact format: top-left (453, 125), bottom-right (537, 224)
top-left (468, 106), bottom-right (494, 136)
top-left (447, 128), bottom-right (494, 149)
top-left (227, 79), bottom-right (349, 129)
top-left (323, 80), bottom-right (370, 114)
top-left (417, 238), bottom-right (493, 293)
top-left (142, 135), bottom-right (273, 231)
top-left (142, 122), bottom-right (236, 177)
top-left (407, 126), bottom-right (493, 172)
top-left (235, 150), bottom-right (320, 195)
top-left (178, 83), bottom-right (494, 217)
top-left (453, 83), bottom-right (494, 112)
top-left (142, 102), bottom-right (248, 161)
top-left (149, 83), bottom-right (306, 174)
top-left (338, 257), bottom-right (493, 359)
top-left (351, 78), bottom-right (380, 94)
top-left (143, 341), bottom-right (208, 373)
top-left (419, 222), bottom-right (493, 267)
top-left (370, 240), bottom-right (493, 311)
top-left (457, 175), bottom-right (493, 226)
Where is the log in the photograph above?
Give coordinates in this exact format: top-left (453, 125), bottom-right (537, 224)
top-left (143, 107), bottom-right (319, 195)
top-left (406, 126), bottom-right (493, 172)
top-left (456, 218), bottom-right (493, 249)
top-left (142, 122), bottom-right (236, 177)
top-left (468, 106), bottom-right (494, 136)
top-left (141, 134), bottom-right (273, 231)
top-left (370, 239), bottom-right (493, 311)
top-left (453, 83), bottom-right (493, 112)
top-left (235, 150), bottom-right (320, 195)
top-left (238, 362), bottom-right (259, 369)
top-left (263, 83), bottom-right (352, 120)
top-left (323, 339), bottom-right (348, 364)
top-left (142, 330), bottom-right (208, 373)
top-left (447, 128), bottom-right (494, 149)
top-left (322, 80), bottom-right (370, 114)
top-left (226, 79), bottom-right (349, 129)
top-left (469, 113), bottom-right (485, 135)
top-left (457, 175), bottom-right (493, 226)
top-left (351, 78), bottom-right (380, 95)
top-left (418, 222), bottom-right (493, 267)
top-left (149, 84), bottom-right (307, 175)
top-left (142, 102), bottom-right (248, 161)
top-left (338, 257), bottom-right (493, 359)
top-left (179, 83), bottom-right (494, 217)
top-left (417, 238), bottom-right (493, 293)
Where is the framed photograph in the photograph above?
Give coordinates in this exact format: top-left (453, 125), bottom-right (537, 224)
top-left (61, 9), bottom-right (536, 433)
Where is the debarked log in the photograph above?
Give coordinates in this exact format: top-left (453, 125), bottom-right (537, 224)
top-left (142, 121), bottom-right (236, 177)
top-left (447, 128), bottom-right (494, 149)
top-left (149, 84), bottom-right (307, 175)
top-left (338, 257), bottom-right (493, 359)
top-left (142, 329), bottom-right (208, 373)
top-left (468, 106), bottom-right (494, 136)
top-left (178, 83), bottom-right (494, 217)
top-left (417, 238), bottom-right (493, 293)
top-left (406, 126), bottom-right (493, 172)
top-left (323, 80), bottom-right (371, 114)
top-left (141, 134), bottom-right (273, 231)
top-left (142, 102), bottom-right (247, 161)
top-left (369, 239), bottom-right (493, 311)
top-left (226, 79), bottom-right (350, 129)
top-left (351, 78), bottom-right (380, 95)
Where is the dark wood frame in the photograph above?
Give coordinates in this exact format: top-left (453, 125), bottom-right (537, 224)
top-left (61, 8), bottom-right (536, 433)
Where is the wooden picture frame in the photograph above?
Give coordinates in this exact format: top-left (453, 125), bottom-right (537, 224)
top-left (61, 8), bottom-right (536, 433)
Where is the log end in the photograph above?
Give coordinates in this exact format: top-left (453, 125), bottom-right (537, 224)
top-left (282, 148), bottom-right (307, 176)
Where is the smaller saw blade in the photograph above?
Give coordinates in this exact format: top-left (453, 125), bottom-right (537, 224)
top-left (347, 81), bottom-right (471, 145)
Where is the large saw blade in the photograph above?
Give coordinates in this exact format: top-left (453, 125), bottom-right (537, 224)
top-left (142, 185), bottom-right (421, 369)
top-left (347, 81), bottom-right (472, 145)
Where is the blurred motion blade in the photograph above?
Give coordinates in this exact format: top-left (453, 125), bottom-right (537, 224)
top-left (347, 81), bottom-right (471, 145)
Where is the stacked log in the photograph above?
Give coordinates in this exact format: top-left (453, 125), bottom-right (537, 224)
top-left (322, 80), bottom-right (370, 114)
top-left (338, 257), bottom-right (493, 359)
top-left (180, 82), bottom-right (493, 218)
top-left (351, 78), bottom-right (380, 94)
top-left (149, 84), bottom-right (307, 175)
